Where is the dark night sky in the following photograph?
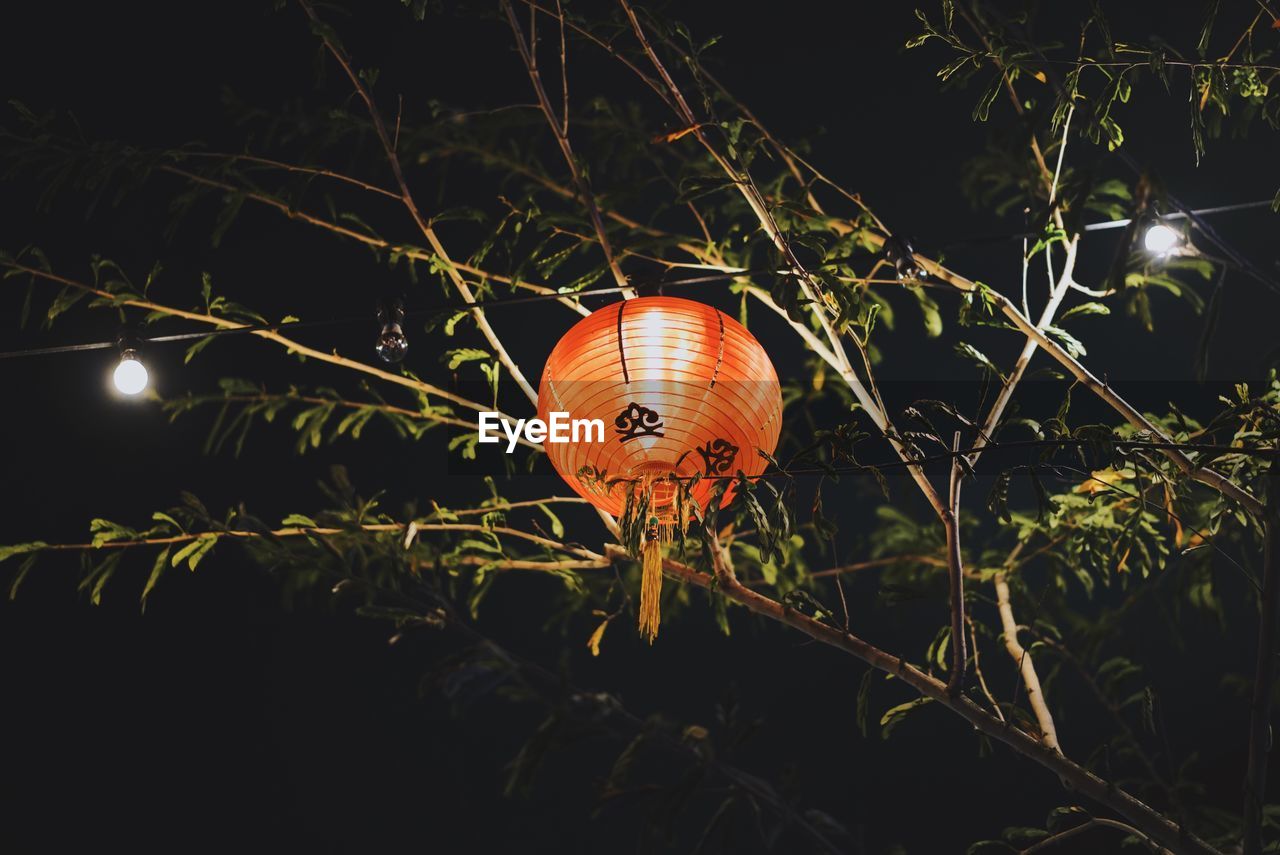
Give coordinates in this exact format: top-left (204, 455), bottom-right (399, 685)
top-left (1, 2), bottom-right (1276, 852)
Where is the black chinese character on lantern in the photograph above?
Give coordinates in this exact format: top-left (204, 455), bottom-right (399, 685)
top-left (614, 402), bottom-right (664, 442)
top-left (696, 438), bottom-right (739, 475)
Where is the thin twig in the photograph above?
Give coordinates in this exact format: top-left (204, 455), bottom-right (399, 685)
top-left (945, 432), bottom-right (968, 696)
top-left (502, 0), bottom-right (634, 298)
top-left (994, 565), bottom-right (1061, 753)
top-left (6, 263), bottom-right (522, 424)
top-left (159, 164), bottom-right (590, 316)
top-left (176, 151), bottom-right (401, 198)
top-left (617, 0), bottom-right (948, 521)
top-left (299, 0), bottom-right (540, 405)
top-left (967, 615), bottom-right (1005, 722)
top-left (1243, 461), bottom-right (1280, 855)
top-left (648, 543), bottom-right (1218, 854)
top-left (1021, 818), bottom-right (1168, 854)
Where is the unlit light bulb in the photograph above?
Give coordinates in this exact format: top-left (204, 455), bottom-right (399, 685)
top-left (1143, 222), bottom-right (1179, 255)
top-left (113, 350), bottom-right (148, 395)
top-left (375, 297), bottom-right (409, 364)
top-left (375, 323), bottom-right (409, 363)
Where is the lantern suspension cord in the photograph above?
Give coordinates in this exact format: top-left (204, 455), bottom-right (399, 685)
top-left (616, 300), bottom-right (630, 385)
top-left (709, 311), bottom-right (724, 390)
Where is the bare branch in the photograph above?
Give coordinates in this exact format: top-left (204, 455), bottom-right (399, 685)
top-left (945, 432), bottom-right (968, 695)
top-left (879, 238), bottom-right (1266, 518)
top-left (614, 541), bottom-right (1220, 855)
top-left (616, 0), bottom-right (948, 520)
top-left (159, 165), bottom-right (591, 317)
top-left (967, 615), bottom-right (1005, 722)
top-left (1021, 818), bottom-right (1169, 854)
top-left (502, 0), bottom-right (634, 298)
top-left (299, 0), bottom-right (540, 405)
top-left (1243, 462), bottom-right (1280, 855)
top-left (5, 262), bottom-right (525, 426)
top-left (176, 150), bottom-right (402, 199)
top-left (994, 566), bottom-right (1061, 753)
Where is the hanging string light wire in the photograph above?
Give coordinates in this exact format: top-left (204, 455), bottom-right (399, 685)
top-left (1115, 152), bottom-right (1280, 296)
top-left (941, 197), bottom-right (1276, 247)
top-left (0, 191), bottom-right (1273, 363)
top-left (0, 262), bottom-right (882, 362)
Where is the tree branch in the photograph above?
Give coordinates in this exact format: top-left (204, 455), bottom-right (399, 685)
top-left (299, 0), bottom-right (539, 405)
top-left (158, 164), bottom-right (591, 317)
top-left (1021, 818), bottom-right (1168, 854)
top-left (994, 566), bottom-right (1061, 753)
top-left (502, 0), bottom-right (635, 298)
top-left (176, 150), bottom-right (402, 199)
top-left (610, 541), bottom-right (1220, 855)
top-left (880, 239), bottom-right (1265, 519)
top-left (1243, 459), bottom-right (1280, 855)
top-left (945, 432), bottom-right (968, 695)
top-left (616, 0), bottom-right (949, 521)
top-left (36, 517), bottom-right (606, 568)
top-left (3, 262), bottom-right (523, 425)
top-left (179, 390), bottom-right (532, 446)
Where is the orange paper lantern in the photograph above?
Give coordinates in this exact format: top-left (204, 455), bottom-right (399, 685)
top-left (537, 296), bottom-right (783, 640)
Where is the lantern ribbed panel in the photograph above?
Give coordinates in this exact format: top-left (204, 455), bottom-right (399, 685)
top-left (537, 297), bottom-right (783, 517)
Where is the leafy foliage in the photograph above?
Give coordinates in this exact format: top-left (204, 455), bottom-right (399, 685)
top-left (2, 1), bottom-right (1279, 852)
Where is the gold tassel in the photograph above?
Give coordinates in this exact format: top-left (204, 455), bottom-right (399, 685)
top-left (638, 516), bottom-right (663, 643)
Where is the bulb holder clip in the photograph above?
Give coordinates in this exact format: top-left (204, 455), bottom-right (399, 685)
top-left (883, 235), bottom-right (924, 281)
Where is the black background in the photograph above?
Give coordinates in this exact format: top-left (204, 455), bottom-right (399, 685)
top-left (1, 2), bottom-right (1277, 852)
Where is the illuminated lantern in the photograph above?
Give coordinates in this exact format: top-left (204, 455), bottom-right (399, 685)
top-left (537, 296), bottom-right (783, 641)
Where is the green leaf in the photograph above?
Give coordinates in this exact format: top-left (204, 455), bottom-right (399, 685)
top-left (909, 285), bottom-right (942, 337)
top-left (972, 73), bottom-right (1002, 122)
top-left (140, 546), bottom-right (172, 611)
top-left (458, 537), bottom-right (504, 556)
top-left (9, 554), bottom-right (39, 600)
top-left (449, 433), bottom-right (479, 459)
top-left (1001, 826), bottom-right (1050, 844)
top-left (443, 348), bottom-right (490, 370)
top-left (282, 513), bottom-right (318, 528)
top-left (90, 557), bottom-right (120, 605)
top-left (184, 334), bottom-right (218, 364)
top-left (856, 670), bottom-right (873, 737)
top-left (151, 511), bottom-right (185, 533)
top-left (1196, 0), bottom-right (1220, 58)
top-left (536, 504), bottom-right (565, 539)
top-left (1043, 324), bottom-right (1087, 358)
top-left (880, 697), bottom-right (933, 738)
top-left (0, 541), bottom-right (48, 564)
top-left (89, 518), bottom-right (137, 548)
top-left (1059, 302), bottom-right (1110, 322)
top-left (954, 342), bottom-right (1006, 380)
top-left (172, 533), bottom-right (217, 571)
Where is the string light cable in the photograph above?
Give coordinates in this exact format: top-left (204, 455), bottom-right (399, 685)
top-left (0, 193), bottom-right (1273, 364)
top-left (0, 262), bottom-right (872, 362)
top-left (942, 197), bottom-right (1276, 247)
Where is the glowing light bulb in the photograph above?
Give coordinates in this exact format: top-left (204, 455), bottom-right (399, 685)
top-left (1143, 222), bottom-right (1179, 255)
top-left (113, 349), bottom-right (148, 395)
